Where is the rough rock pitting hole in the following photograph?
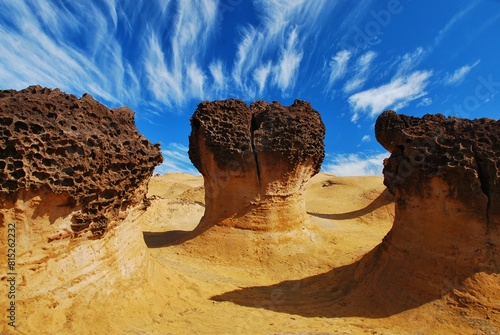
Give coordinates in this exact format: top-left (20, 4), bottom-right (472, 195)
top-left (0, 85), bottom-right (163, 235)
top-left (359, 110), bottom-right (500, 308)
top-left (189, 99), bottom-right (325, 231)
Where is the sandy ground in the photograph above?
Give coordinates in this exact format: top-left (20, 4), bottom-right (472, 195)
top-left (2, 173), bottom-right (499, 334)
top-left (138, 173), bottom-right (499, 335)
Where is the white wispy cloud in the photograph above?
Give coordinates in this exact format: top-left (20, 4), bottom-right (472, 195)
top-left (326, 50), bottom-right (351, 91)
top-left (272, 27), bottom-right (303, 94)
top-left (232, 25), bottom-right (260, 91)
top-left (155, 143), bottom-right (199, 175)
top-left (323, 152), bottom-right (388, 176)
top-left (361, 135), bottom-right (371, 143)
top-left (145, 33), bottom-right (183, 105)
top-left (0, 0), bottom-right (223, 110)
top-left (349, 70), bottom-right (433, 122)
top-left (187, 63), bottom-right (206, 99)
top-left (417, 97), bottom-right (433, 107)
top-left (432, 3), bottom-right (478, 49)
top-left (232, 0), bottom-right (332, 97)
top-left (209, 60), bottom-right (226, 92)
top-left (443, 60), bottom-right (480, 86)
top-left (254, 61), bottom-right (273, 96)
top-left (0, 3), bottom-right (94, 91)
top-left (0, 0), bottom-right (144, 106)
top-left (254, 0), bottom-right (333, 39)
top-left (343, 51), bottom-right (377, 93)
top-left (144, 0), bottom-right (218, 106)
top-left (0, 0), bottom-right (338, 111)
top-left (358, 52), bottom-right (377, 69)
top-left (394, 47), bottom-right (425, 77)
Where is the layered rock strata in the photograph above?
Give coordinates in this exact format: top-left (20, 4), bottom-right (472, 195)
top-left (0, 85), bottom-right (163, 234)
top-left (189, 99), bottom-right (325, 231)
top-left (370, 110), bottom-right (500, 300)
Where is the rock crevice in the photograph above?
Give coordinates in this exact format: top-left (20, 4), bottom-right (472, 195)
top-left (472, 145), bottom-right (493, 226)
top-left (250, 113), bottom-right (262, 183)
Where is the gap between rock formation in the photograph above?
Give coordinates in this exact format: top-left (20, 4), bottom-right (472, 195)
top-left (472, 145), bottom-right (492, 227)
top-left (250, 113), bottom-right (261, 184)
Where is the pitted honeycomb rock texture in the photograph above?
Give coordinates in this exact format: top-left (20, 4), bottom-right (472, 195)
top-left (188, 99), bottom-right (325, 231)
top-left (0, 85), bottom-right (163, 234)
top-left (375, 110), bottom-right (499, 220)
top-left (356, 110), bottom-right (500, 307)
top-left (189, 99), bottom-right (254, 172)
top-left (250, 99), bottom-right (326, 174)
top-left (189, 99), bottom-right (325, 176)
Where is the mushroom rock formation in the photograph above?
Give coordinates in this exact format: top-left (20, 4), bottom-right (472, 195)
top-left (0, 86), bottom-right (162, 305)
top-left (368, 110), bottom-right (500, 303)
top-left (188, 99), bottom-right (325, 231)
top-left (0, 85), bottom-right (163, 234)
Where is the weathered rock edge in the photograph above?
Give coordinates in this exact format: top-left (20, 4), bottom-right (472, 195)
top-left (0, 85), bottom-right (163, 235)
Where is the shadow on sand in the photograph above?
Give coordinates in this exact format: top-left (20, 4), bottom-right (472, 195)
top-left (308, 188), bottom-right (393, 221)
top-left (210, 245), bottom-right (448, 319)
top-left (143, 217), bottom-right (217, 247)
top-left (143, 230), bottom-right (194, 248)
top-left (144, 187), bottom-right (470, 318)
top-left (209, 189), bottom-right (448, 319)
top-left (143, 199), bottom-right (264, 248)
top-left (145, 188), bottom-right (394, 248)
top-left (144, 187), bottom-right (438, 317)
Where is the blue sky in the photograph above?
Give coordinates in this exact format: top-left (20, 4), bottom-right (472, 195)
top-left (1, 0), bottom-right (499, 175)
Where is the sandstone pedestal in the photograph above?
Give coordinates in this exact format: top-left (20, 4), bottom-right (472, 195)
top-left (188, 99), bottom-right (325, 232)
top-left (365, 111), bottom-right (500, 301)
top-left (0, 86), bottom-right (162, 330)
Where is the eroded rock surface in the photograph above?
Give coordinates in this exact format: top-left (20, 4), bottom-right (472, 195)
top-left (189, 99), bottom-right (325, 231)
top-left (368, 110), bottom-right (500, 302)
top-left (0, 85), bottom-right (163, 234)
top-left (376, 111), bottom-right (499, 225)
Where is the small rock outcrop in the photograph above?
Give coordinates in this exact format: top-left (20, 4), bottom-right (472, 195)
top-left (0, 85), bottom-right (163, 234)
top-left (370, 111), bottom-right (499, 301)
top-left (189, 99), bottom-right (325, 231)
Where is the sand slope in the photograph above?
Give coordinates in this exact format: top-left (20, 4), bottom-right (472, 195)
top-left (3, 173), bottom-right (499, 334)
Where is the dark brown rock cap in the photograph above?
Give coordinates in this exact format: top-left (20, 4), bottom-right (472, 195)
top-left (250, 100), bottom-right (326, 173)
top-left (375, 110), bottom-right (499, 223)
top-left (188, 98), bottom-right (325, 178)
top-left (0, 85), bottom-right (163, 234)
top-left (188, 99), bottom-right (253, 173)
